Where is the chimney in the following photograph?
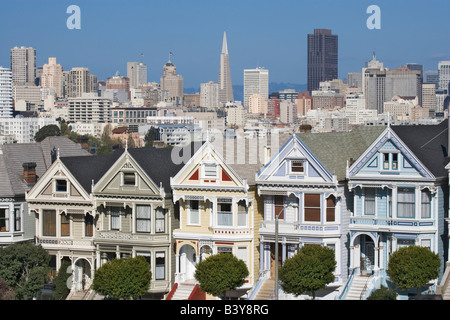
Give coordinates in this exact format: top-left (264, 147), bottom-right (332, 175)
top-left (23, 162), bottom-right (37, 185)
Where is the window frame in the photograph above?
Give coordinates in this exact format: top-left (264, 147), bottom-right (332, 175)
top-left (290, 159), bottom-right (305, 174)
top-left (136, 204), bottom-right (151, 233)
top-left (0, 208), bottom-right (9, 232)
top-left (217, 199), bottom-right (233, 227)
top-left (43, 209), bottom-right (57, 237)
top-left (188, 200), bottom-right (200, 225)
top-left (55, 179), bottom-right (68, 192)
top-left (60, 213), bottom-right (70, 237)
top-left (304, 194), bottom-right (321, 222)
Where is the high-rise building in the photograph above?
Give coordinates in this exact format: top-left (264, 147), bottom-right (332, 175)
top-left (0, 67), bottom-right (13, 118)
top-left (41, 57), bottom-right (64, 98)
top-left (422, 83), bottom-right (436, 110)
top-left (243, 67), bottom-right (269, 110)
top-left (68, 93), bottom-right (111, 123)
top-left (127, 62), bottom-right (147, 89)
top-left (10, 46), bottom-right (36, 86)
top-left (218, 31), bottom-right (233, 105)
top-left (200, 81), bottom-right (219, 108)
top-left (307, 29), bottom-right (338, 93)
top-left (362, 55), bottom-right (421, 113)
top-left (438, 61), bottom-right (450, 91)
top-left (160, 60), bottom-right (183, 105)
top-left (248, 93), bottom-right (267, 115)
top-left (64, 67), bottom-right (97, 98)
top-left (106, 73), bottom-right (131, 100)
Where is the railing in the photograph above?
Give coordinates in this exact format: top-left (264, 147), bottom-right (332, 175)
top-left (436, 262), bottom-right (450, 298)
top-left (350, 217), bottom-right (435, 228)
top-left (247, 271), bottom-right (268, 300)
top-left (36, 237), bottom-right (94, 248)
top-left (336, 269), bottom-right (356, 300)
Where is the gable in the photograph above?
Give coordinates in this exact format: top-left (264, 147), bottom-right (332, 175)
top-left (93, 152), bottom-right (161, 196)
top-left (171, 142), bottom-right (247, 190)
top-left (348, 128), bottom-right (433, 179)
top-left (26, 159), bottom-right (91, 202)
top-left (257, 135), bottom-right (334, 183)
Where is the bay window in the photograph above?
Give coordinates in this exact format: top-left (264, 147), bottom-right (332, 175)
top-left (217, 199), bottom-right (232, 226)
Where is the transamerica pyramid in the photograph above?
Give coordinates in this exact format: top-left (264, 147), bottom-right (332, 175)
top-left (218, 31), bottom-right (234, 105)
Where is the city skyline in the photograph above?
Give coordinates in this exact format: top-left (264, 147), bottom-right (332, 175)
top-left (1, 0), bottom-right (449, 89)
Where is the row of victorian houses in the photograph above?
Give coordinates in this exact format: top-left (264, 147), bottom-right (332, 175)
top-left (1, 119), bottom-right (450, 300)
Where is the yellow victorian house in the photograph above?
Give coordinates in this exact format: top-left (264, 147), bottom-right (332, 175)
top-left (169, 140), bottom-right (265, 299)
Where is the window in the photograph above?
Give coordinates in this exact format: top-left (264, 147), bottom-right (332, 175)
top-left (291, 160), bottom-right (304, 173)
top-left (188, 200), bottom-right (200, 225)
top-left (43, 210), bottom-right (56, 236)
top-left (136, 251), bottom-right (151, 265)
top-left (421, 190), bottom-right (431, 218)
top-left (110, 207), bottom-right (120, 230)
top-left (217, 199), bottom-right (232, 226)
top-left (237, 247), bottom-right (248, 266)
top-left (392, 153), bottom-right (398, 170)
top-left (55, 180), bottom-right (67, 192)
top-left (0, 209), bottom-right (8, 232)
top-left (326, 195), bottom-right (336, 222)
top-left (155, 208), bottom-right (165, 233)
top-left (85, 214), bottom-right (94, 237)
top-left (203, 163), bottom-right (217, 178)
top-left (136, 205), bottom-right (151, 233)
top-left (61, 214), bottom-right (70, 236)
top-left (14, 207), bottom-right (21, 231)
top-left (383, 153), bottom-right (389, 169)
top-left (155, 252), bottom-right (165, 280)
top-left (123, 172), bottom-right (136, 185)
top-left (397, 187), bottom-right (415, 218)
top-left (304, 194), bottom-right (321, 222)
top-left (237, 200), bottom-right (247, 227)
top-left (274, 195), bottom-right (284, 219)
top-left (364, 189), bottom-right (376, 215)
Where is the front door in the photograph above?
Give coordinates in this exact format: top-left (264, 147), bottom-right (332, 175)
top-left (270, 243), bottom-right (282, 278)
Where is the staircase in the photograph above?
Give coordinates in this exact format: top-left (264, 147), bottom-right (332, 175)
top-left (66, 290), bottom-right (90, 300)
top-left (254, 278), bottom-right (276, 300)
top-left (169, 282), bottom-right (196, 300)
top-left (345, 276), bottom-right (371, 300)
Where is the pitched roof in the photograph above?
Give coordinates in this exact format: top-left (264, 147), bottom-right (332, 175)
top-left (391, 119), bottom-right (449, 178)
top-left (0, 136), bottom-right (91, 197)
top-left (297, 126), bottom-right (386, 181)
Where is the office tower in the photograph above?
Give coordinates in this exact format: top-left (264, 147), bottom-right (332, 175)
top-left (41, 57), bottom-right (64, 98)
top-left (68, 93), bottom-right (111, 123)
top-left (127, 62), bottom-right (147, 89)
top-left (421, 83), bottom-right (436, 109)
top-left (243, 67), bottom-right (269, 110)
top-left (106, 73), bottom-right (131, 100)
top-left (307, 29), bottom-right (338, 93)
top-left (10, 46), bottom-right (36, 86)
top-left (424, 70), bottom-right (439, 86)
top-left (438, 61), bottom-right (450, 91)
top-left (347, 72), bottom-right (363, 89)
top-left (0, 67), bottom-right (13, 118)
top-left (406, 63), bottom-right (423, 82)
top-left (218, 31), bottom-right (234, 105)
top-left (248, 93), bottom-right (267, 115)
top-left (200, 81), bottom-right (219, 108)
top-left (64, 67), bottom-right (98, 98)
top-left (160, 60), bottom-right (183, 105)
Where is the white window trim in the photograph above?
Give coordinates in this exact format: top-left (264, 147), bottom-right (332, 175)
top-left (187, 200), bottom-right (201, 226)
top-left (288, 158), bottom-right (306, 175)
top-left (201, 162), bottom-right (218, 179)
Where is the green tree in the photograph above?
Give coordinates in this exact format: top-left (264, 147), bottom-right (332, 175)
top-left (367, 285), bottom-right (398, 300)
top-left (52, 260), bottom-right (71, 300)
top-left (144, 127), bottom-right (156, 147)
top-left (194, 252), bottom-right (249, 299)
top-left (0, 279), bottom-right (15, 300)
top-left (387, 246), bottom-right (440, 295)
top-left (92, 256), bottom-right (151, 299)
top-left (34, 124), bottom-right (61, 142)
top-left (279, 244), bottom-right (336, 299)
top-left (0, 242), bottom-right (50, 300)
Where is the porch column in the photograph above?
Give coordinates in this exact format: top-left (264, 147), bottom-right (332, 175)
top-left (374, 246), bottom-right (379, 271)
top-left (349, 245), bottom-right (354, 270)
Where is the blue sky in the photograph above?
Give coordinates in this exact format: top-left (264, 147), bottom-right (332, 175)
top-left (1, 0), bottom-right (449, 88)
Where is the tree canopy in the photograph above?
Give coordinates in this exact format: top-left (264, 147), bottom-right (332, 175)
top-left (0, 242), bottom-right (50, 300)
top-left (387, 245), bottom-right (440, 295)
top-left (194, 252), bottom-right (249, 298)
top-left (34, 124), bottom-right (61, 142)
top-left (279, 244), bottom-right (336, 299)
top-left (92, 256), bottom-right (151, 299)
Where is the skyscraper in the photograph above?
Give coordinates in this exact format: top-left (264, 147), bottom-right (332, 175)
top-left (41, 57), bottom-right (64, 98)
top-left (438, 61), bottom-right (450, 91)
top-left (218, 31), bottom-right (233, 105)
top-left (160, 60), bottom-right (183, 105)
top-left (244, 67), bottom-right (269, 111)
top-left (64, 67), bottom-right (97, 98)
top-left (307, 29), bottom-right (338, 93)
top-left (127, 61), bottom-right (147, 89)
top-left (0, 67), bottom-right (13, 118)
top-left (10, 46), bottom-right (36, 86)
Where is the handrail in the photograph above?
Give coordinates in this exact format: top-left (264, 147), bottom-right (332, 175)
top-left (360, 276), bottom-right (372, 300)
top-left (247, 271), bottom-right (266, 300)
top-left (165, 282), bottom-right (177, 300)
top-left (337, 268), bottom-right (355, 300)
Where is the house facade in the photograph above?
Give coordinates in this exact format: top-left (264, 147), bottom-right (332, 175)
top-left (255, 127), bottom-right (385, 298)
top-left (170, 140), bottom-right (265, 298)
top-left (347, 120), bottom-right (449, 294)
